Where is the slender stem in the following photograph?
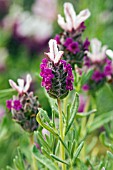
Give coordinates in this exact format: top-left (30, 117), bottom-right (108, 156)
top-left (30, 134), bottom-right (38, 170)
top-left (57, 99), bottom-right (66, 170)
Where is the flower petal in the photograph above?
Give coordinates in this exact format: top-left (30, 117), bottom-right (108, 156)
top-left (91, 38), bottom-right (102, 54)
top-left (106, 49), bottom-right (113, 60)
top-left (17, 79), bottom-right (24, 89)
top-left (64, 2), bottom-right (76, 31)
top-left (9, 79), bottom-right (22, 93)
top-left (57, 14), bottom-right (67, 31)
top-left (75, 9), bottom-right (91, 29)
top-left (45, 39), bottom-right (63, 64)
top-left (24, 74), bottom-right (32, 92)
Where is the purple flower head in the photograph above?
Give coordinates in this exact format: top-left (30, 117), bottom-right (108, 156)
top-left (64, 38), bottom-right (73, 47)
top-left (13, 100), bottom-right (22, 111)
top-left (92, 70), bottom-right (104, 82)
top-left (54, 34), bottom-right (61, 44)
top-left (82, 84), bottom-right (89, 91)
top-left (6, 99), bottom-right (12, 110)
top-left (40, 39), bottom-right (74, 99)
top-left (83, 38), bottom-right (90, 51)
top-left (67, 42), bottom-right (80, 54)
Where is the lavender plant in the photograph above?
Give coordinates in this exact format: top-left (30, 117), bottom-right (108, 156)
top-left (0, 1), bottom-right (113, 170)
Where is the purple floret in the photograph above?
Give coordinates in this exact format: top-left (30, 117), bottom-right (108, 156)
top-left (54, 34), bottom-right (61, 44)
top-left (67, 42), bottom-right (80, 54)
top-left (83, 38), bottom-right (90, 51)
top-left (6, 99), bottom-right (12, 110)
top-left (13, 100), bottom-right (22, 111)
top-left (40, 58), bottom-right (54, 91)
top-left (64, 38), bottom-right (73, 47)
top-left (104, 65), bottom-right (112, 76)
top-left (82, 84), bottom-right (89, 91)
top-left (92, 70), bottom-right (104, 82)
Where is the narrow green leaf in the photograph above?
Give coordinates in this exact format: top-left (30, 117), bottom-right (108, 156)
top-left (41, 147), bottom-right (52, 159)
top-left (81, 69), bottom-right (93, 86)
top-left (34, 131), bottom-right (51, 152)
top-left (0, 88), bottom-right (15, 94)
top-left (71, 140), bottom-right (76, 158)
top-left (36, 113), bottom-right (58, 137)
top-left (13, 147), bottom-right (25, 170)
top-left (72, 141), bottom-right (84, 164)
top-left (33, 146), bottom-right (58, 170)
top-left (59, 136), bottom-right (70, 154)
top-left (50, 154), bottom-right (69, 165)
top-left (76, 109), bottom-right (96, 118)
top-left (65, 93), bottom-right (79, 135)
top-left (39, 108), bottom-right (51, 124)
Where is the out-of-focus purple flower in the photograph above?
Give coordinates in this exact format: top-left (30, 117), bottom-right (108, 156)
top-left (92, 70), bottom-right (104, 82)
top-left (63, 38), bottom-right (73, 47)
top-left (6, 99), bottom-right (12, 110)
top-left (54, 34), bottom-right (61, 44)
top-left (2, 5), bottom-right (53, 56)
top-left (83, 38), bottom-right (90, 51)
top-left (82, 84), bottom-right (89, 91)
top-left (58, 2), bottom-right (90, 32)
top-left (0, 0), bottom-right (10, 20)
top-left (32, 0), bottom-right (57, 22)
top-left (67, 42), bottom-right (80, 54)
top-left (104, 65), bottom-right (112, 76)
top-left (78, 95), bottom-right (86, 112)
top-left (84, 55), bottom-right (91, 67)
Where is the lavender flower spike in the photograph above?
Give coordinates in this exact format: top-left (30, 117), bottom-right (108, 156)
top-left (45, 39), bottom-right (64, 64)
top-left (86, 38), bottom-right (107, 63)
top-left (40, 39), bottom-right (74, 99)
top-left (9, 74), bottom-right (32, 94)
top-left (58, 2), bottom-right (91, 32)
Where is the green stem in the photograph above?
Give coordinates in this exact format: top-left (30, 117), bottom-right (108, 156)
top-left (57, 99), bottom-right (66, 170)
top-left (30, 134), bottom-right (38, 170)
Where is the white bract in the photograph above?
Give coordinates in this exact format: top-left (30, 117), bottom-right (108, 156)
top-left (9, 74), bottom-right (32, 94)
top-left (45, 39), bottom-right (64, 64)
top-left (58, 2), bottom-right (91, 32)
top-left (106, 49), bottom-right (113, 60)
top-left (86, 38), bottom-right (107, 63)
